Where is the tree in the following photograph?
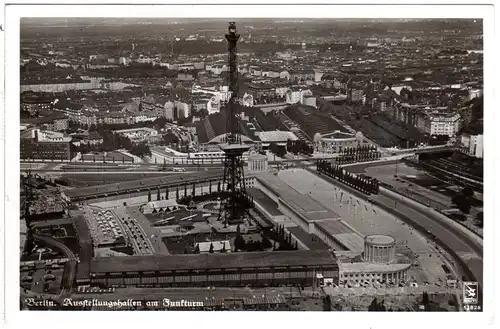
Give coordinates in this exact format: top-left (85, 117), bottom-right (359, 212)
top-left (452, 193), bottom-right (472, 214)
top-left (234, 225), bottom-right (245, 251)
top-left (476, 212), bottom-right (484, 228)
top-left (323, 295), bottom-right (332, 311)
top-left (153, 117), bottom-right (168, 130)
top-left (368, 298), bottom-right (386, 311)
top-left (462, 187), bottom-right (474, 198)
top-left (147, 190), bottom-right (151, 202)
top-left (422, 291), bottom-right (429, 306)
top-left (423, 297), bottom-right (431, 311)
top-left (261, 235), bottom-right (272, 249)
top-left (129, 142), bottom-right (151, 158)
top-left (162, 131), bottom-right (179, 145)
top-left (269, 142), bottom-right (286, 158)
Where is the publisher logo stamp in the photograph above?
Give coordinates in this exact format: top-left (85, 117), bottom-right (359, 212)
top-left (463, 281), bottom-right (479, 310)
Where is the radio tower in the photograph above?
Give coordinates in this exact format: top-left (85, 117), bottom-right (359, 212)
top-left (217, 22), bottom-right (253, 226)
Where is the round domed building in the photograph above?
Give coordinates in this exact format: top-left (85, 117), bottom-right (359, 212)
top-left (338, 234), bottom-right (411, 286)
top-left (247, 151), bottom-right (268, 173)
top-left (363, 234), bottom-right (396, 263)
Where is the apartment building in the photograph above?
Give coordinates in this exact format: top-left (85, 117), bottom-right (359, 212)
top-left (460, 134), bottom-right (483, 158)
top-left (20, 128), bottom-right (73, 161)
top-left (425, 112), bottom-right (461, 137)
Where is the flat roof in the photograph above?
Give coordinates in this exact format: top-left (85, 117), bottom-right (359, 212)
top-left (90, 250), bottom-right (337, 273)
top-left (287, 226), bottom-right (331, 251)
top-left (258, 131), bottom-right (298, 142)
top-left (68, 209), bottom-right (92, 242)
top-left (339, 262), bottom-right (411, 274)
top-left (68, 209), bottom-right (93, 280)
top-left (115, 127), bottom-right (157, 133)
top-left (256, 173), bottom-right (340, 222)
top-left (315, 220), bottom-right (365, 252)
top-left (63, 171), bottom-right (222, 199)
top-left (365, 235), bottom-right (396, 245)
top-left (30, 270), bottom-right (46, 294)
top-left (247, 188), bottom-right (282, 217)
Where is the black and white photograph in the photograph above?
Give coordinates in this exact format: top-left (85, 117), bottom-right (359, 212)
top-left (2, 1), bottom-right (497, 328)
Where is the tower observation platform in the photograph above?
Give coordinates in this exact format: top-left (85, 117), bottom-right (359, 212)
top-left (219, 143), bottom-right (251, 154)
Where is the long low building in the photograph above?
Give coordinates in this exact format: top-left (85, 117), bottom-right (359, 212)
top-left (80, 250), bottom-right (338, 288)
top-left (151, 147), bottom-right (251, 165)
top-left (62, 171), bottom-right (224, 202)
top-left (256, 172), bottom-right (341, 232)
top-left (338, 262), bottom-right (412, 285)
top-left (69, 209), bottom-right (93, 283)
top-left (314, 219), bottom-right (365, 252)
top-left (254, 172), bottom-right (366, 254)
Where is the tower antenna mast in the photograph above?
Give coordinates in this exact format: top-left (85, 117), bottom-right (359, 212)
top-left (217, 22), bottom-right (254, 227)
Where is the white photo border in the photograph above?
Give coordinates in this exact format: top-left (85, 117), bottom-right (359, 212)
top-left (2, 1), bottom-right (497, 329)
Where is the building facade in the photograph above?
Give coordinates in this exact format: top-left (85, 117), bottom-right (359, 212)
top-left (317, 131), bottom-right (363, 153)
top-left (286, 88), bottom-right (313, 104)
top-left (84, 251), bottom-right (338, 288)
top-left (363, 235), bottom-right (396, 264)
top-left (247, 152), bottom-right (268, 173)
top-left (20, 79), bottom-right (102, 93)
top-left (20, 130), bottom-right (73, 161)
top-left (460, 134), bottom-right (484, 158)
top-left (21, 99), bottom-right (52, 116)
top-left (336, 234), bottom-right (411, 286)
top-left (426, 113), bottom-right (461, 136)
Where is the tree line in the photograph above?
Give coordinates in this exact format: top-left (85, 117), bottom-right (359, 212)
top-left (73, 125), bottom-right (151, 159)
top-left (317, 160), bottom-right (380, 195)
top-left (335, 144), bottom-right (381, 165)
top-left (286, 140), bottom-right (314, 156)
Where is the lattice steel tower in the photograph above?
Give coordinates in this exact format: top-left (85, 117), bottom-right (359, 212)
top-left (217, 22), bottom-right (253, 226)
